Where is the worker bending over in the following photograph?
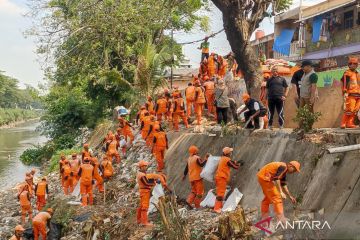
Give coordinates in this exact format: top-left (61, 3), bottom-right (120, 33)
top-left (9, 225), bottom-right (25, 240)
top-left (136, 160), bottom-right (171, 226)
top-left (100, 156), bottom-right (114, 180)
top-left (18, 184), bottom-right (32, 225)
top-left (239, 93), bottom-right (268, 129)
top-left (32, 208), bottom-right (53, 240)
top-left (214, 147), bottom-right (240, 213)
top-left (257, 161), bottom-right (301, 222)
top-left (183, 146), bottom-right (208, 209)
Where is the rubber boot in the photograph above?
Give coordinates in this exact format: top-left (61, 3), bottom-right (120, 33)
top-left (347, 114), bottom-right (357, 128)
top-left (340, 114), bottom-right (347, 129)
top-left (136, 208), bottom-right (142, 224)
top-left (213, 200), bottom-right (223, 213)
top-left (186, 193), bottom-right (195, 207)
top-left (141, 210), bottom-right (153, 227)
top-left (194, 195), bottom-right (202, 209)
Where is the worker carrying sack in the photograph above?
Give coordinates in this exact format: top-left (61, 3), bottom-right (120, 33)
top-left (200, 155), bottom-right (221, 182)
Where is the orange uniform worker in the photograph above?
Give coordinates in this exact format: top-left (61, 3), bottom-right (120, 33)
top-left (145, 116), bottom-right (156, 146)
top-left (136, 160), bottom-right (170, 226)
top-left (25, 173), bottom-right (34, 197)
top-left (60, 159), bottom-right (72, 195)
top-left (32, 208), bottom-right (53, 240)
top-left (155, 95), bottom-right (168, 122)
top-left (194, 81), bottom-right (206, 125)
top-left (78, 158), bottom-right (95, 206)
top-left (260, 73), bottom-right (271, 106)
top-left (214, 147), bottom-right (240, 213)
top-left (145, 96), bottom-right (155, 112)
top-left (18, 184), bottom-right (32, 225)
top-left (203, 76), bottom-right (216, 116)
top-left (152, 128), bottom-right (168, 172)
top-left (136, 106), bottom-right (148, 125)
top-left (100, 156), bottom-right (114, 180)
top-left (218, 55), bottom-right (228, 78)
top-left (9, 225), bottom-right (25, 240)
top-left (90, 156), bottom-right (104, 192)
top-left (106, 135), bottom-right (120, 163)
top-left (140, 112), bottom-right (152, 140)
top-left (199, 59), bottom-right (209, 77)
top-left (118, 117), bottom-right (135, 144)
top-left (82, 144), bottom-right (92, 163)
top-left (257, 161), bottom-right (301, 222)
top-left (172, 91), bottom-right (189, 131)
top-left (69, 153), bottom-right (81, 189)
top-left (207, 53), bottom-right (217, 78)
top-left (182, 146), bottom-right (208, 208)
top-left (35, 177), bottom-right (48, 211)
top-left (185, 83), bottom-right (196, 118)
top-left (146, 118), bottom-right (161, 147)
top-left (340, 57), bottom-right (360, 128)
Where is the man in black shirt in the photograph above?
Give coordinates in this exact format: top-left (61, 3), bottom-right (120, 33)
top-left (266, 67), bottom-right (289, 129)
top-left (291, 64), bottom-right (304, 107)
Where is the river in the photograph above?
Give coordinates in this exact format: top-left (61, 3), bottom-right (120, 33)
top-left (0, 120), bottom-right (47, 190)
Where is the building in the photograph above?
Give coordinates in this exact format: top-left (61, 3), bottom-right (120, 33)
top-left (164, 57), bottom-right (198, 91)
top-left (250, 32), bottom-right (274, 61)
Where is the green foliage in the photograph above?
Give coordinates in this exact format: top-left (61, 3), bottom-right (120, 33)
top-left (293, 105), bottom-right (322, 133)
top-left (274, 0), bottom-right (293, 13)
top-left (0, 71), bottom-right (43, 109)
top-left (0, 108), bottom-right (40, 126)
top-left (20, 143), bottom-right (55, 166)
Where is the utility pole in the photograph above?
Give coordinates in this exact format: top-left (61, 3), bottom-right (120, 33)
top-left (170, 29), bottom-right (174, 89)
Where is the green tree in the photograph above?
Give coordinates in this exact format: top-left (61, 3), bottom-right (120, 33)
top-left (211, 0), bottom-right (292, 97)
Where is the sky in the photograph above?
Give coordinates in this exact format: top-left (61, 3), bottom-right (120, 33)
top-left (0, 0), bottom-right (325, 88)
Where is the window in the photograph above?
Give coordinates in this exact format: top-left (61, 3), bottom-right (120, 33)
top-left (343, 10), bottom-right (354, 29)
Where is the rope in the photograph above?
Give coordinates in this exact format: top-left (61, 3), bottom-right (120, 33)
top-left (178, 28), bottom-right (225, 45)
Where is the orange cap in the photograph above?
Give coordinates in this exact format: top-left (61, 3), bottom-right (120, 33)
top-left (189, 145), bottom-right (199, 154)
top-left (242, 93), bottom-right (250, 102)
top-left (83, 143), bottom-right (89, 148)
top-left (147, 96), bottom-right (152, 101)
top-left (140, 105), bottom-right (146, 110)
top-left (117, 127), bottom-right (121, 132)
top-left (203, 75), bottom-right (210, 81)
top-left (137, 160), bottom-right (149, 168)
top-left (264, 73), bottom-right (271, 79)
top-left (349, 57), bottom-right (359, 64)
top-left (289, 161), bottom-right (301, 172)
top-left (84, 157), bottom-right (91, 162)
top-left (223, 147), bottom-right (234, 155)
top-left (47, 208), bottom-right (54, 214)
top-left (15, 225), bottom-right (25, 231)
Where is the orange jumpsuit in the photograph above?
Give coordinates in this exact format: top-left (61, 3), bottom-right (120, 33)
top-left (61, 163), bottom-right (72, 195)
top-left (70, 158), bottom-right (81, 191)
top-left (91, 157), bottom-right (104, 192)
top-left (152, 131), bottom-right (168, 172)
top-left (199, 62), bottom-right (209, 77)
top-left (19, 190), bottom-right (32, 224)
top-left (33, 211), bottom-right (51, 240)
top-left (35, 180), bottom-right (48, 211)
top-left (218, 56), bottom-right (227, 78)
top-left (59, 158), bottom-right (66, 187)
top-left (341, 69), bottom-right (360, 128)
top-left (146, 120), bottom-right (160, 147)
top-left (146, 100), bottom-right (155, 113)
top-left (136, 172), bottom-right (167, 224)
top-left (185, 85), bottom-right (196, 117)
top-left (156, 97), bottom-right (168, 122)
top-left (141, 115), bottom-right (152, 140)
top-left (173, 97), bottom-right (189, 131)
top-left (78, 163), bottom-right (94, 206)
top-left (203, 80), bottom-right (216, 116)
top-left (101, 159), bottom-right (114, 179)
top-left (106, 139), bottom-right (120, 163)
top-left (136, 109), bottom-right (148, 125)
top-left (194, 86), bottom-right (206, 125)
top-left (257, 162), bottom-right (288, 219)
top-left (207, 54), bottom-right (216, 78)
top-left (119, 118), bottom-right (134, 144)
top-left (214, 156), bottom-right (240, 212)
top-left (184, 154), bottom-right (206, 208)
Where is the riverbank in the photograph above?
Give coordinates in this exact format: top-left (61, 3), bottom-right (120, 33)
top-left (0, 108), bottom-right (42, 128)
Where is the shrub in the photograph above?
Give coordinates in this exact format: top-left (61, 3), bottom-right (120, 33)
top-left (293, 105), bottom-right (321, 133)
top-left (20, 143), bottom-right (55, 165)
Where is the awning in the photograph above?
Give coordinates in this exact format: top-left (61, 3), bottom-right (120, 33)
top-left (273, 29), bottom-right (295, 56)
top-left (303, 42), bottom-right (360, 60)
top-left (299, 0), bottom-right (356, 22)
top-left (312, 15), bottom-right (323, 43)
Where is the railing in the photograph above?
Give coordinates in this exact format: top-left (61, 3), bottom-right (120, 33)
top-left (274, 41), bottom-right (302, 61)
top-left (306, 26), bottom-right (360, 53)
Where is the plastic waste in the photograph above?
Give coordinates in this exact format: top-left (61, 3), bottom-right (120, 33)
top-left (47, 222), bottom-right (62, 240)
top-left (148, 184), bottom-right (165, 214)
top-left (200, 189), bottom-right (216, 208)
top-left (120, 139), bottom-right (127, 148)
top-left (222, 188), bottom-right (243, 212)
top-left (200, 156), bottom-right (220, 182)
top-left (71, 181), bottom-right (81, 201)
top-left (236, 105), bottom-right (248, 121)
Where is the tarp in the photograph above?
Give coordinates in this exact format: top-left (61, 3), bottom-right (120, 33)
top-left (273, 29), bottom-right (295, 56)
top-left (312, 15), bottom-right (323, 43)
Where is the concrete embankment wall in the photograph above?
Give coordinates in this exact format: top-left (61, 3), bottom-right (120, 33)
top-left (164, 130), bottom-right (360, 238)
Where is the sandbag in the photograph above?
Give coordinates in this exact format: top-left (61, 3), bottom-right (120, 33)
top-left (200, 156), bottom-right (220, 182)
top-left (200, 189), bottom-right (216, 208)
top-left (148, 184), bottom-right (165, 214)
top-left (222, 188), bottom-right (243, 212)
